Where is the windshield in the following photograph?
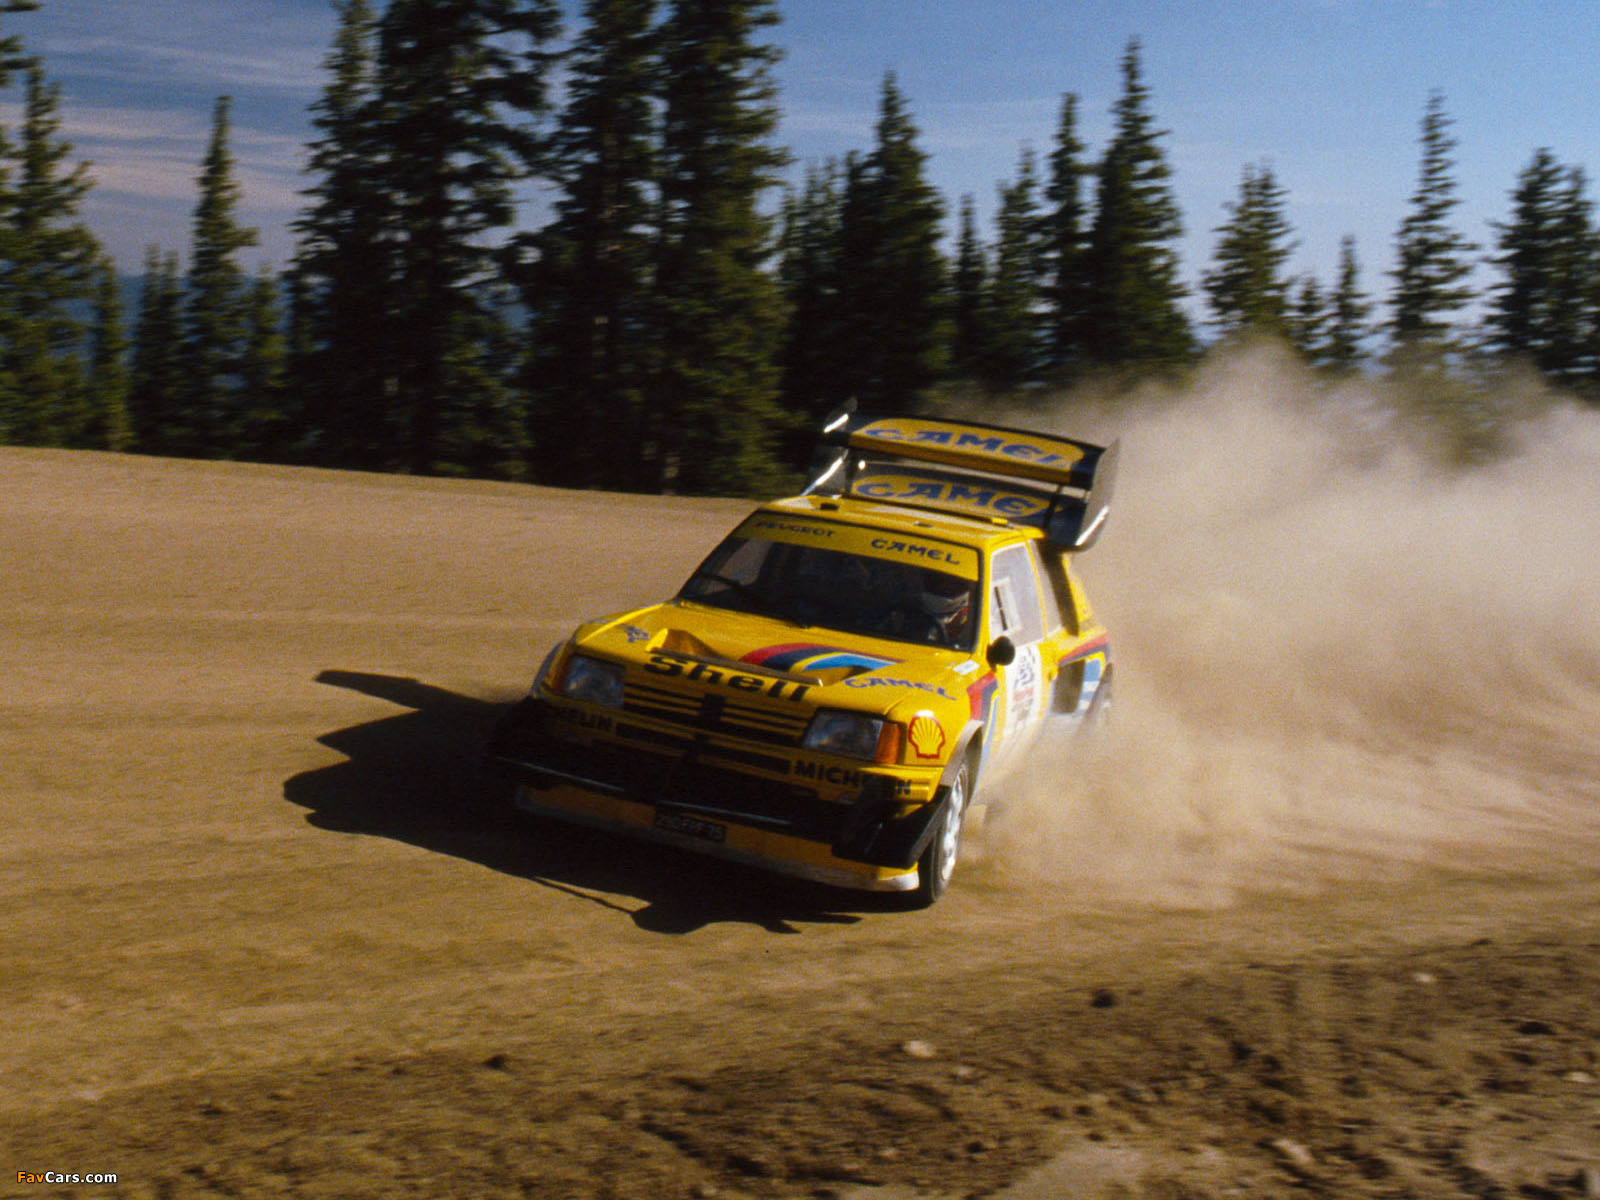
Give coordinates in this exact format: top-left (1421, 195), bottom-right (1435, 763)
top-left (679, 534), bottom-right (979, 651)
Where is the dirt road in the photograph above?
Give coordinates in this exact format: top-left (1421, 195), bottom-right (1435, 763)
top-left (4, 375), bottom-right (1600, 1198)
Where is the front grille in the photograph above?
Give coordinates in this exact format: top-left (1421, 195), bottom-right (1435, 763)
top-left (622, 680), bottom-right (811, 747)
top-left (612, 720), bottom-right (792, 776)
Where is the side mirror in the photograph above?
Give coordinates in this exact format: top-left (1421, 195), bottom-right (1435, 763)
top-left (987, 636), bottom-right (1015, 668)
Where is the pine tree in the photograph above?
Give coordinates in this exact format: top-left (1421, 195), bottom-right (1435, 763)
top-left (1390, 91), bottom-right (1479, 351)
top-left (1083, 40), bottom-right (1193, 367)
top-left (1557, 170), bottom-right (1600, 389)
top-left (1042, 92), bottom-right (1090, 374)
top-left (524, 0), bottom-right (659, 488)
top-left (1286, 276), bottom-right (1327, 362)
top-left (433, 281), bottom-right (530, 479)
top-left (183, 95), bottom-right (259, 457)
top-left (831, 73), bottom-right (949, 410)
top-left (1324, 236), bottom-right (1370, 372)
top-left (981, 145), bottom-right (1046, 389)
top-left (372, 0), bottom-right (561, 476)
top-left (0, 0), bottom-right (39, 428)
top-left (291, 0), bottom-right (394, 468)
top-left (1485, 149), bottom-right (1597, 387)
top-left (0, 0), bottom-right (35, 79)
top-left (1388, 95), bottom-right (1498, 461)
top-left (776, 159), bottom-right (848, 455)
top-left (128, 246), bottom-right (185, 453)
top-left (649, 0), bottom-right (789, 494)
top-left (0, 60), bottom-right (99, 446)
top-left (951, 193), bottom-right (989, 379)
top-left (235, 266), bottom-right (290, 459)
top-left (1202, 162), bottom-right (1295, 338)
top-left (87, 256), bottom-right (131, 450)
top-left (0, 92), bottom-right (11, 427)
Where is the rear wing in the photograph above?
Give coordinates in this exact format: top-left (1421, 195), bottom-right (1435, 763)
top-left (805, 404), bottom-right (1118, 551)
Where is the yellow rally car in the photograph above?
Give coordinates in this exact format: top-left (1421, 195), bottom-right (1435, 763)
top-left (486, 410), bottom-right (1117, 906)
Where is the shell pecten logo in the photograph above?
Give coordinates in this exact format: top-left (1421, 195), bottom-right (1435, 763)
top-left (907, 711), bottom-right (946, 759)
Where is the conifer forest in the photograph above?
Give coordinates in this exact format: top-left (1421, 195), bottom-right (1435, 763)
top-left (4, 0), bottom-right (1598, 493)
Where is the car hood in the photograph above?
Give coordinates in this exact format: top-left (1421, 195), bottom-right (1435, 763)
top-left (571, 599), bottom-right (982, 721)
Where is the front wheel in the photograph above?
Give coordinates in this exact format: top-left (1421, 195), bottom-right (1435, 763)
top-left (910, 757), bottom-right (972, 907)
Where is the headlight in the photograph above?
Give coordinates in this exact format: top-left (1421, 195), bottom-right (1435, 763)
top-left (532, 643), bottom-right (566, 694)
top-left (802, 709), bottom-right (902, 763)
top-left (557, 654), bottom-right (625, 708)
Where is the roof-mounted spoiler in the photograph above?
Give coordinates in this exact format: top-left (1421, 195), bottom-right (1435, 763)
top-left (804, 401), bottom-right (1118, 551)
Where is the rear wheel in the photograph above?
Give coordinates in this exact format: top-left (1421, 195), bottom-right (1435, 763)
top-left (910, 757), bottom-right (972, 907)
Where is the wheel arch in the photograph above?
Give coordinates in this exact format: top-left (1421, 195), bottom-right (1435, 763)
top-left (944, 719), bottom-right (986, 793)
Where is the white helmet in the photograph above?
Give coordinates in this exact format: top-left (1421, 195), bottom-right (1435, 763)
top-left (919, 571), bottom-right (971, 644)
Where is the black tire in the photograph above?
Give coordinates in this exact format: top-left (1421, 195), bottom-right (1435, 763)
top-left (910, 755), bottom-right (972, 908)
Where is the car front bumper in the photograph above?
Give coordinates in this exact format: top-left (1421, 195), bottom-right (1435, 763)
top-left (485, 697), bottom-right (952, 890)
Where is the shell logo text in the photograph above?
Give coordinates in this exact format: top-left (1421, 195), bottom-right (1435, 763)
top-left (907, 711), bottom-right (946, 759)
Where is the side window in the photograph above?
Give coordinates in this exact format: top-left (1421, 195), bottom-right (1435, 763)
top-left (720, 537), bottom-right (768, 584)
top-left (990, 577), bottom-right (1016, 635)
top-left (990, 544), bottom-right (1044, 643)
top-left (1033, 544), bottom-right (1079, 636)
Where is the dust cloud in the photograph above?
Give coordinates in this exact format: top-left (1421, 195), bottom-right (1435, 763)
top-left (980, 346), bottom-right (1600, 908)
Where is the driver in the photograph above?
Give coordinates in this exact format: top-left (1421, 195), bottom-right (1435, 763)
top-left (918, 569), bottom-right (972, 646)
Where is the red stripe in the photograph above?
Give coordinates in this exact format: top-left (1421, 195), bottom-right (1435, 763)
top-left (739, 642), bottom-right (816, 665)
top-left (966, 673), bottom-right (997, 719)
top-left (1056, 633), bottom-right (1110, 670)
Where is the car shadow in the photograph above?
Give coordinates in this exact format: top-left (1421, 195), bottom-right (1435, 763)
top-left (283, 670), bottom-right (884, 934)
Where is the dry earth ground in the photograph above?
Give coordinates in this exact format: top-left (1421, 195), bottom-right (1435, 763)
top-left (3, 396), bottom-right (1600, 1200)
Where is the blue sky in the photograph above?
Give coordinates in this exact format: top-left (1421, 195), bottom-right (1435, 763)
top-left (8, 0), bottom-right (1600, 326)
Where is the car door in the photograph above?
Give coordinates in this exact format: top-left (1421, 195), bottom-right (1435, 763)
top-left (984, 542), bottom-right (1050, 770)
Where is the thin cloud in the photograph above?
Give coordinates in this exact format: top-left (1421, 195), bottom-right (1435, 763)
top-left (42, 34), bottom-right (321, 94)
top-left (2, 99), bottom-right (208, 148)
top-left (91, 145), bottom-right (305, 212)
top-left (4, 100), bottom-right (306, 191)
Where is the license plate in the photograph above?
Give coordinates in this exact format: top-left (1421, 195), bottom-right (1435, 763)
top-left (654, 810), bottom-right (727, 843)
